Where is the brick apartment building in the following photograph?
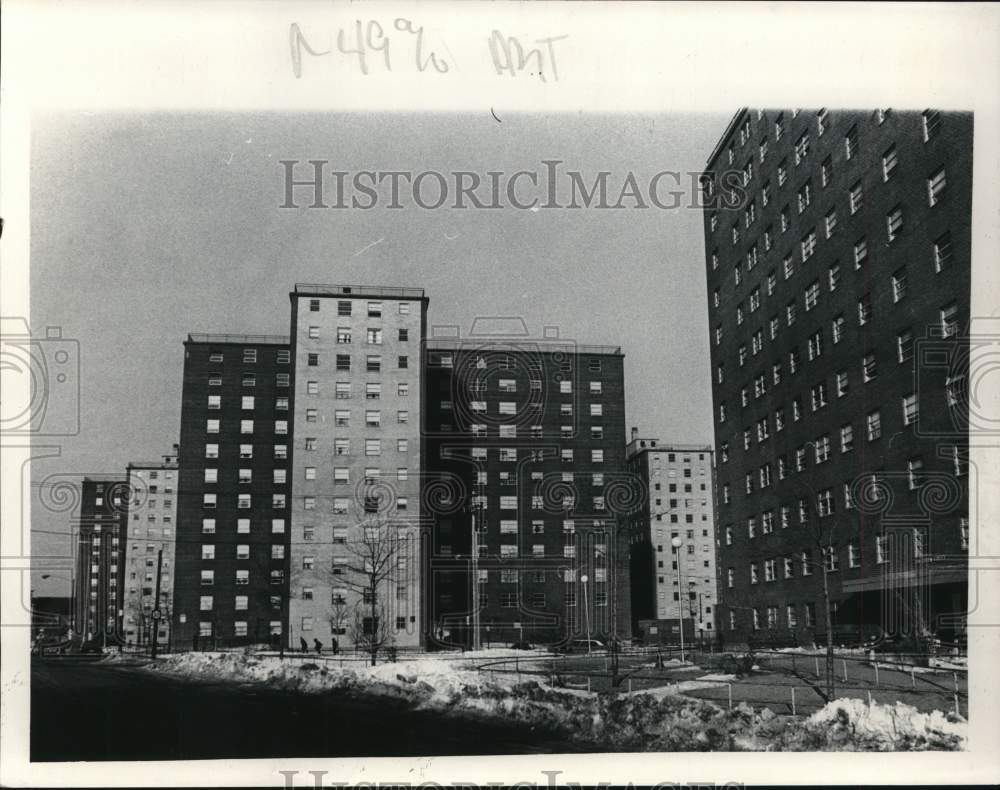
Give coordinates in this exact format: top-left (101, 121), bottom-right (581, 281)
top-left (703, 109), bottom-right (971, 644)
top-left (287, 285), bottom-right (429, 651)
top-left (422, 328), bottom-right (631, 647)
top-left (73, 477), bottom-right (128, 644)
top-left (122, 454), bottom-right (178, 648)
top-left (625, 435), bottom-right (718, 643)
top-left (171, 335), bottom-right (292, 648)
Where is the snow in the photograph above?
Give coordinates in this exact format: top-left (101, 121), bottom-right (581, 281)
top-left (119, 652), bottom-right (966, 751)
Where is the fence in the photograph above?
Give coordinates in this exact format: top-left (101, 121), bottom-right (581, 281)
top-left (474, 647), bottom-right (968, 718)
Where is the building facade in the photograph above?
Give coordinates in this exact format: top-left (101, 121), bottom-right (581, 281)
top-left (423, 332), bottom-right (631, 647)
top-left (122, 454), bottom-right (179, 648)
top-left (172, 335), bottom-right (292, 648)
top-left (703, 109), bottom-right (971, 644)
top-left (287, 285), bottom-right (429, 651)
top-left (625, 435), bottom-right (718, 642)
top-left (73, 477), bottom-right (128, 644)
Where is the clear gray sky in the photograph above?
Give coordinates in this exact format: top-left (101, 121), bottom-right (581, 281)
top-left (30, 110), bottom-right (731, 595)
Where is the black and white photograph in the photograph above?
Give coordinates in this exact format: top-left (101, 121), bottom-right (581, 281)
top-left (2, 2), bottom-right (999, 787)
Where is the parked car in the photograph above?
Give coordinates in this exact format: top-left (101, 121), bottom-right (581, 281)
top-left (555, 638), bottom-right (606, 654)
top-left (509, 641), bottom-right (533, 650)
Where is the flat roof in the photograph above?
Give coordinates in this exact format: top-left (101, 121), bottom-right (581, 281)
top-left (186, 333), bottom-right (289, 345)
top-left (292, 283), bottom-right (426, 300)
top-left (425, 339), bottom-right (623, 356)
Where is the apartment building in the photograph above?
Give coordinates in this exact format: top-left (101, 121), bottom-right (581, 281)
top-left (287, 285), bottom-right (429, 650)
top-left (423, 331), bottom-right (631, 646)
top-left (172, 335), bottom-right (292, 648)
top-left (625, 434), bottom-right (718, 643)
top-left (73, 477), bottom-right (128, 644)
top-left (121, 454), bottom-right (178, 648)
top-left (703, 109), bottom-right (971, 644)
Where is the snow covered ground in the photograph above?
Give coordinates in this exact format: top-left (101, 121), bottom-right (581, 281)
top-left (108, 651), bottom-right (966, 751)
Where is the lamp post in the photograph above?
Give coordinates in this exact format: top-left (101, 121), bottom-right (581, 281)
top-left (469, 500), bottom-right (483, 652)
top-left (671, 537), bottom-right (685, 663)
top-left (580, 574), bottom-right (591, 653)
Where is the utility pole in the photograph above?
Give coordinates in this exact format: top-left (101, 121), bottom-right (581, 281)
top-left (672, 536), bottom-right (686, 663)
top-left (151, 549), bottom-right (164, 659)
top-left (470, 502), bottom-right (481, 651)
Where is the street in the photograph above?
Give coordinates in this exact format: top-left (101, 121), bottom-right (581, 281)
top-left (30, 658), bottom-right (589, 761)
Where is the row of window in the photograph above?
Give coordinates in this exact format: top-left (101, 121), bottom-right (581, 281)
top-left (308, 353), bottom-right (409, 371)
top-left (429, 352), bottom-right (607, 374)
top-left (310, 326), bottom-right (410, 344)
top-left (203, 493), bottom-right (287, 509)
top-left (721, 315), bottom-right (960, 413)
top-left (443, 447), bottom-right (608, 462)
top-left (208, 372), bottom-right (290, 387)
top-left (195, 620), bottom-right (284, 637)
top-left (207, 395), bottom-right (287, 411)
top-left (308, 381), bottom-right (410, 398)
top-left (200, 543), bottom-right (285, 560)
top-left (720, 377), bottom-right (962, 449)
top-left (206, 348), bottom-right (290, 364)
top-left (205, 442), bottom-right (287, 459)
top-left (205, 419), bottom-right (288, 435)
top-left (308, 298), bottom-right (411, 317)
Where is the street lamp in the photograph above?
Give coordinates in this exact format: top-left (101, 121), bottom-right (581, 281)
top-left (580, 574), bottom-right (591, 653)
top-left (671, 537), bottom-right (685, 663)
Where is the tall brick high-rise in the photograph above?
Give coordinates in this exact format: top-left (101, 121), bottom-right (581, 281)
top-left (422, 326), bottom-right (631, 647)
top-left (702, 109), bottom-right (971, 644)
top-left (73, 477), bottom-right (129, 644)
top-left (172, 335), bottom-right (292, 648)
top-left (286, 285), bottom-right (429, 651)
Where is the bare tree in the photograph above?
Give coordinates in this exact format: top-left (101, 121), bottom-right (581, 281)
top-left (340, 514), bottom-right (403, 666)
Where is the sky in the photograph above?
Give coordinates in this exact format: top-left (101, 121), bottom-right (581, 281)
top-left (29, 109), bottom-right (732, 595)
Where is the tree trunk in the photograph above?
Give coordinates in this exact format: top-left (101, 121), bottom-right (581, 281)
top-left (370, 583), bottom-right (378, 667)
top-left (822, 565), bottom-right (835, 700)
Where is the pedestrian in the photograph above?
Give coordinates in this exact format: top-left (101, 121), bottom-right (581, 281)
top-left (314, 638), bottom-right (322, 655)
top-left (331, 636), bottom-right (340, 655)
top-left (300, 636), bottom-right (309, 653)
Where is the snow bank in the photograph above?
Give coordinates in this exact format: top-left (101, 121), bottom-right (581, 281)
top-left (136, 653), bottom-right (966, 752)
top-left (790, 698), bottom-right (967, 751)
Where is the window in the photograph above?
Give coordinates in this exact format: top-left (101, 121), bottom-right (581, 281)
top-left (902, 393), bottom-right (919, 426)
top-left (887, 205), bottom-right (903, 242)
top-left (882, 144), bottom-right (898, 181)
top-left (796, 179), bottom-right (811, 212)
top-left (922, 109), bottom-right (941, 141)
top-left (854, 237), bottom-right (868, 269)
top-left (908, 458), bottom-right (924, 490)
top-left (335, 354), bottom-right (351, 371)
top-left (876, 534), bottom-right (888, 565)
top-left (844, 125), bottom-right (858, 159)
top-left (825, 208), bottom-right (837, 238)
top-left (836, 370), bottom-right (849, 397)
top-left (366, 439), bottom-right (381, 456)
top-left (863, 352), bottom-right (877, 382)
top-left (206, 419), bottom-right (220, 434)
top-left (897, 330), bottom-right (913, 363)
top-left (858, 293), bottom-right (872, 326)
top-left (843, 182), bottom-right (861, 220)
top-left (891, 268), bottom-right (908, 303)
top-left (840, 424), bottom-right (854, 453)
top-left (866, 410), bottom-right (882, 441)
top-left (366, 355), bottom-right (381, 372)
top-left (832, 315), bottom-right (845, 344)
top-left (805, 282), bottom-right (820, 312)
top-left (801, 229), bottom-right (817, 261)
top-left (934, 231), bottom-right (953, 272)
top-left (941, 302), bottom-right (960, 338)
